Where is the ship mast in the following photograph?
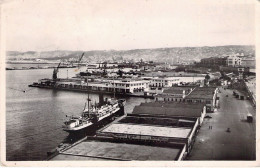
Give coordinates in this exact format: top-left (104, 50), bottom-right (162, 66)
top-left (113, 75), bottom-right (115, 98)
top-left (87, 77), bottom-right (90, 114)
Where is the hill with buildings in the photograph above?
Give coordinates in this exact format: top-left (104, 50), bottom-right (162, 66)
top-left (7, 45), bottom-right (255, 64)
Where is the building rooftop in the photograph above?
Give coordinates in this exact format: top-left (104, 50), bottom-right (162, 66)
top-left (50, 140), bottom-right (184, 161)
top-left (101, 123), bottom-right (192, 138)
top-left (162, 87), bottom-right (194, 94)
top-left (132, 102), bottom-right (205, 118)
top-left (185, 87), bottom-right (217, 99)
top-left (118, 115), bottom-right (197, 127)
top-left (140, 101), bottom-right (205, 109)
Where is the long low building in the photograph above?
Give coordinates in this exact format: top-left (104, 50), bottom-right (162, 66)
top-left (97, 112), bottom-right (201, 155)
top-left (38, 78), bottom-right (150, 94)
top-left (184, 87), bottom-right (218, 112)
top-left (132, 102), bottom-right (206, 125)
top-left (154, 86), bottom-right (218, 112)
top-left (50, 137), bottom-right (187, 161)
top-left (154, 86), bottom-right (195, 102)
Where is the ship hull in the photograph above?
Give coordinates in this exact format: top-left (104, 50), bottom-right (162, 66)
top-left (63, 106), bottom-right (125, 135)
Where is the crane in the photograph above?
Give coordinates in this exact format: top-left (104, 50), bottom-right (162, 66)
top-left (74, 52), bottom-right (85, 72)
top-left (52, 62), bottom-right (61, 80)
top-left (78, 52), bottom-right (85, 69)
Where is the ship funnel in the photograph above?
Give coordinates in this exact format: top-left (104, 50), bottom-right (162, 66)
top-left (99, 93), bottom-right (104, 106)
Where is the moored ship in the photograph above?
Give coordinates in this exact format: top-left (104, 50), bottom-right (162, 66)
top-left (62, 97), bottom-right (125, 133)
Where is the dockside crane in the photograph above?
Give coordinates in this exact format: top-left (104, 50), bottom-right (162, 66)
top-left (53, 62), bottom-right (61, 80)
top-left (78, 52), bottom-right (85, 69)
top-left (74, 52), bottom-right (85, 72)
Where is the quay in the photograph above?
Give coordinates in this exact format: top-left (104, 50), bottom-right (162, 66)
top-left (28, 80), bottom-right (154, 99)
top-left (6, 65), bottom-right (76, 71)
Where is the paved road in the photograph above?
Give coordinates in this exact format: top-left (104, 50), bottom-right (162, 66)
top-left (187, 87), bottom-right (256, 160)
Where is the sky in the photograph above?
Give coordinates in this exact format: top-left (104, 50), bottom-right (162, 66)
top-left (2, 0), bottom-right (256, 51)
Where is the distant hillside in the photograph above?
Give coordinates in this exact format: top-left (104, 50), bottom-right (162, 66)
top-left (7, 45), bottom-right (255, 63)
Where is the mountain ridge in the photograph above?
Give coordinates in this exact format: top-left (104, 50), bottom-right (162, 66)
top-left (7, 45), bottom-right (255, 63)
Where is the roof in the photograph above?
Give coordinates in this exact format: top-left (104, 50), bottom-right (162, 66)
top-left (50, 140), bottom-right (183, 161)
top-left (163, 87), bottom-right (194, 94)
top-left (140, 101), bottom-right (205, 109)
top-left (102, 123), bottom-right (192, 138)
top-left (132, 102), bottom-right (205, 117)
top-left (185, 87), bottom-right (217, 99)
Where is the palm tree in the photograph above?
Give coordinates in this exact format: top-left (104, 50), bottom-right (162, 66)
top-left (205, 74), bottom-right (210, 80)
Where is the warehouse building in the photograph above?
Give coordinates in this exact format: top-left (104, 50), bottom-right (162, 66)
top-left (50, 137), bottom-right (187, 161)
top-left (154, 86), bottom-right (195, 102)
top-left (132, 101), bottom-right (206, 125)
top-left (184, 87), bottom-right (218, 112)
top-left (97, 101), bottom-right (206, 154)
top-left (55, 78), bottom-right (150, 94)
top-left (97, 115), bottom-right (199, 156)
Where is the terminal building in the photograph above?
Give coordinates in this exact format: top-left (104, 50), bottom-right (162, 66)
top-left (53, 78), bottom-right (150, 94)
top-left (145, 76), bottom-right (204, 88)
top-left (148, 76), bottom-right (180, 88)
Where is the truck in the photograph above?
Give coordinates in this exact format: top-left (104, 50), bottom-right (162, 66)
top-left (247, 113), bottom-right (253, 123)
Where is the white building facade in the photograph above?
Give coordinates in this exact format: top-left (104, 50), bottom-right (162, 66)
top-left (227, 55), bottom-right (242, 67)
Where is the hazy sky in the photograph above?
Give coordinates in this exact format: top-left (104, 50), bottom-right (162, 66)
top-left (3, 0), bottom-right (255, 51)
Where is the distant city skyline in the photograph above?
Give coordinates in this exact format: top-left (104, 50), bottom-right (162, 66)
top-left (3, 0), bottom-right (255, 52)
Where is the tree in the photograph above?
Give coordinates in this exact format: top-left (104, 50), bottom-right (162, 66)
top-left (205, 74), bottom-right (210, 80)
top-left (118, 69), bottom-right (123, 78)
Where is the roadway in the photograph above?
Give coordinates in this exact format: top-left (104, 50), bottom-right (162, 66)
top-left (187, 86), bottom-right (256, 160)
